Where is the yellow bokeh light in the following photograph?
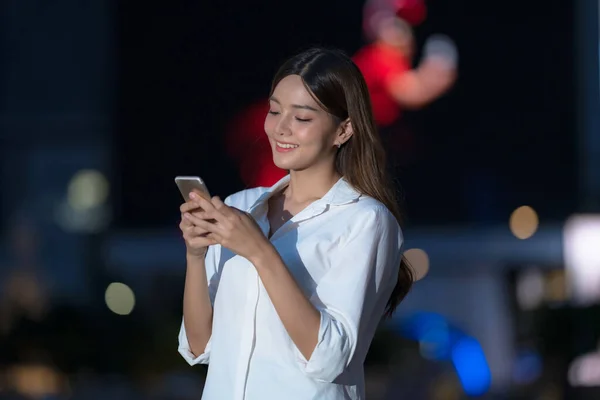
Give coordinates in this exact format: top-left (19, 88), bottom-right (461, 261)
top-left (403, 248), bottom-right (430, 281)
top-left (6, 364), bottom-right (67, 398)
top-left (509, 205), bottom-right (539, 239)
top-left (105, 282), bottom-right (135, 316)
top-left (544, 270), bottom-right (567, 303)
top-left (67, 169), bottom-right (109, 211)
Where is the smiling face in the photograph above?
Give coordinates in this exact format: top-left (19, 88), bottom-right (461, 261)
top-left (265, 74), bottom-right (344, 172)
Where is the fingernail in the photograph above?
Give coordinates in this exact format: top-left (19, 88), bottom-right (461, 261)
top-left (184, 213), bottom-right (191, 219)
top-left (189, 192), bottom-right (197, 199)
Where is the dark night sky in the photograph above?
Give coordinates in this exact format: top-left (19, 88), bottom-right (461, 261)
top-left (114, 0), bottom-right (576, 228)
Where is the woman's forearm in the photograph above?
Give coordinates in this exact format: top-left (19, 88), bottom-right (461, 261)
top-left (250, 245), bottom-right (321, 360)
top-left (182, 253), bottom-right (213, 357)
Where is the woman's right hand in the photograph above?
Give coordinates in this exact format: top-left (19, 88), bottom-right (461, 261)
top-left (179, 193), bottom-right (217, 258)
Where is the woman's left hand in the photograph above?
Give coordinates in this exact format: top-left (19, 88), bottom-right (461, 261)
top-left (182, 195), bottom-right (271, 262)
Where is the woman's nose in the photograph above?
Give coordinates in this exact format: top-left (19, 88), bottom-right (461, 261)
top-left (275, 114), bottom-right (292, 136)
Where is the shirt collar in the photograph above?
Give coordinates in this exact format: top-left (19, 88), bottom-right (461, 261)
top-left (250, 174), bottom-right (362, 213)
top-left (320, 176), bottom-right (362, 206)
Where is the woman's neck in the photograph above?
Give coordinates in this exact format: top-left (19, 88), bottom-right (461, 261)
top-left (285, 167), bottom-right (341, 204)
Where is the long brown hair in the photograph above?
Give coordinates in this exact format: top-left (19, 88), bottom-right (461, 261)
top-left (270, 47), bottom-right (414, 317)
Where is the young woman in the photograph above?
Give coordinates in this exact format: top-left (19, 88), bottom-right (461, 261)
top-left (178, 48), bottom-right (413, 400)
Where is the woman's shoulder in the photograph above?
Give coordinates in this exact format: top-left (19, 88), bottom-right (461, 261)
top-left (224, 186), bottom-right (270, 210)
top-left (354, 196), bottom-right (396, 218)
top-left (342, 196), bottom-right (401, 233)
top-left (331, 196), bottom-right (403, 250)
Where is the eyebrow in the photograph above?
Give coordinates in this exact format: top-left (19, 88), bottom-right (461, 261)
top-left (269, 96), bottom-right (320, 112)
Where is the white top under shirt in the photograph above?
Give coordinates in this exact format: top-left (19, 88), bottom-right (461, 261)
top-left (178, 174), bottom-right (403, 400)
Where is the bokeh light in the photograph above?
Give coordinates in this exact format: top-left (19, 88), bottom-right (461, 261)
top-left (568, 351), bottom-right (600, 387)
top-left (68, 169), bottom-right (109, 211)
top-left (564, 214), bottom-right (600, 305)
top-left (516, 269), bottom-right (545, 310)
top-left (513, 349), bottom-right (543, 384)
top-left (509, 206), bottom-right (539, 239)
top-left (544, 270), bottom-right (567, 303)
top-left (451, 336), bottom-right (492, 396)
top-left (403, 248), bottom-right (430, 281)
top-left (399, 312), bottom-right (491, 396)
top-left (105, 282), bottom-right (135, 316)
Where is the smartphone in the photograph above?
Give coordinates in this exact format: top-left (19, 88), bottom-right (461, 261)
top-left (175, 176), bottom-right (211, 202)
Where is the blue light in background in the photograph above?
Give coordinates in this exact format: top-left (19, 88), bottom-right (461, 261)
top-left (399, 312), bottom-right (449, 343)
top-left (512, 349), bottom-right (542, 384)
top-left (419, 322), bottom-right (451, 360)
top-left (393, 311), bottom-right (492, 397)
top-left (451, 336), bottom-right (492, 396)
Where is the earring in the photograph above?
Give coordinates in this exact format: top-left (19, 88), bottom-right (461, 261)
top-left (336, 143), bottom-right (341, 148)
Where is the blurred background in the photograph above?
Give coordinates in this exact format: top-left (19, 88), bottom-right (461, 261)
top-left (1, 0), bottom-right (600, 398)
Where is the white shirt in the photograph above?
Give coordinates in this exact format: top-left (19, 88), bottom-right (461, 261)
top-left (178, 175), bottom-right (403, 400)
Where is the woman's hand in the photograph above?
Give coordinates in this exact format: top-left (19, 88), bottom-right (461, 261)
top-left (182, 195), bottom-right (272, 262)
top-left (179, 192), bottom-right (217, 258)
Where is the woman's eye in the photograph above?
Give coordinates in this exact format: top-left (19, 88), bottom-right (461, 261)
top-left (268, 110), bottom-right (280, 115)
top-left (295, 117), bottom-right (312, 122)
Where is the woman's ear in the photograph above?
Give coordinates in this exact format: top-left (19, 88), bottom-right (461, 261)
top-left (335, 119), bottom-right (354, 147)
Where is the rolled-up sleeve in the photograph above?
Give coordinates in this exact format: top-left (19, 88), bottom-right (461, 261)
top-left (178, 317), bottom-right (213, 365)
top-left (177, 225), bottom-right (224, 365)
top-left (293, 205), bottom-right (403, 382)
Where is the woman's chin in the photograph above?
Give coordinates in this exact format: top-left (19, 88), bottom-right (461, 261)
top-left (273, 160), bottom-right (293, 170)
top-left (272, 153), bottom-right (294, 170)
